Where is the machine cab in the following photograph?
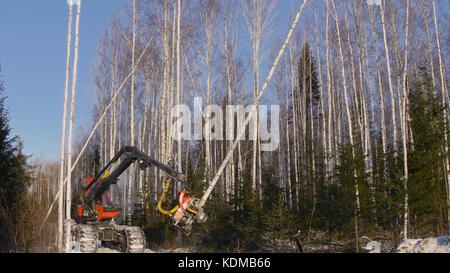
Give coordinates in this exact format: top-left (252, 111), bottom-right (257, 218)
top-left (78, 176), bottom-right (122, 222)
top-left (95, 183), bottom-right (121, 221)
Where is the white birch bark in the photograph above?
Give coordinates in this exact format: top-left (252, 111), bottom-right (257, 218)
top-left (176, 0), bottom-right (182, 189)
top-left (168, 0), bottom-right (176, 166)
top-left (432, 0), bottom-right (450, 232)
top-left (402, 0), bottom-right (410, 240)
top-left (161, 0), bottom-right (169, 165)
top-left (288, 41), bottom-right (298, 209)
top-left (313, 10), bottom-right (328, 183)
top-left (57, 3), bottom-right (73, 253)
top-left (40, 39), bottom-right (153, 230)
top-left (199, 0), bottom-right (309, 207)
top-left (110, 34), bottom-right (118, 159)
top-left (130, 0), bottom-right (136, 147)
top-left (127, 0), bottom-right (137, 223)
top-left (204, 7), bottom-right (214, 187)
top-left (65, 1), bottom-right (81, 253)
top-left (285, 94), bottom-right (293, 209)
top-left (368, 3), bottom-right (387, 168)
top-left (325, 1), bottom-right (334, 178)
top-left (308, 49), bottom-right (316, 200)
top-left (223, 6), bottom-right (235, 203)
top-left (380, 0), bottom-right (398, 152)
top-left (423, 8), bottom-right (437, 94)
top-left (351, 0), bottom-right (374, 202)
top-left (330, 0), bottom-right (360, 252)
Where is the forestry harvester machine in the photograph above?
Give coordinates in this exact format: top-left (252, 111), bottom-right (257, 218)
top-left (72, 146), bottom-right (207, 253)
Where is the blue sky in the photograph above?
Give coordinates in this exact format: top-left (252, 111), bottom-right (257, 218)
top-left (0, 0), bottom-right (299, 162)
top-left (0, 0), bottom-right (126, 161)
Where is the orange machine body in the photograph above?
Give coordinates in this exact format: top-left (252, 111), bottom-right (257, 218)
top-left (95, 205), bottom-right (121, 221)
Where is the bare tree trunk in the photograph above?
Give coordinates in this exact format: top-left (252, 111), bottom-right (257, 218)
top-left (288, 40), bottom-right (299, 210)
top-left (423, 7), bottom-right (437, 94)
top-left (242, 0), bottom-right (275, 201)
top-left (301, 50), bottom-right (307, 203)
top-left (368, 3), bottom-right (387, 172)
top-left (344, 4), bottom-right (365, 174)
top-left (330, 0), bottom-right (360, 252)
top-left (65, 1), bottom-right (81, 252)
top-left (168, 0), bottom-right (176, 168)
top-left (308, 49), bottom-right (316, 201)
top-left (402, 0), bottom-right (410, 240)
top-left (380, 0), bottom-right (398, 152)
top-left (58, 3), bottom-right (73, 253)
top-left (223, 5), bottom-right (236, 203)
top-left (344, 6), bottom-right (363, 154)
top-left (351, 0), bottom-right (374, 206)
top-left (203, 4), bottom-right (216, 188)
top-left (139, 73), bottom-right (151, 198)
top-left (127, 0), bottom-right (137, 224)
top-left (285, 94), bottom-right (293, 209)
top-left (176, 0), bottom-right (182, 190)
top-left (149, 84), bottom-right (158, 203)
top-left (432, 0), bottom-right (450, 233)
top-left (110, 32), bottom-right (118, 159)
top-left (199, 0), bottom-right (309, 208)
top-left (161, 0), bottom-right (169, 166)
top-left (314, 10), bottom-right (328, 183)
top-left (325, 2), bottom-right (334, 179)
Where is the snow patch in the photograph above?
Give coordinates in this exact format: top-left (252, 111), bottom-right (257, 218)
top-left (91, 247), bottom-right (189, 253)
top-left (156, 248), bottom-right (194, 253)
top-left (95, 247), bottom-right (121, 253)
top-left (70, 241), bottom-right (81, 253)
top-left (362, 241), bottom-right (381, 253)
top-left (396, 236), bottom-right (450, 253)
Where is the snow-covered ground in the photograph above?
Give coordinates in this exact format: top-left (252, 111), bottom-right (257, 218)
top-left (70, 236), bottom-right (450, 253)
top-left (68, 237), bottom-right (197, 253)
top-left (396, 236), bottom-right (450, 253)
top-left (93, 247), bottom-right (193, 253)
top-left (75, 245), bottom-right (193, 253)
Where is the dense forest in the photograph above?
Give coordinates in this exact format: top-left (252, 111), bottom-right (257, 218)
top-left (1, 0), bottom-right (449, 253)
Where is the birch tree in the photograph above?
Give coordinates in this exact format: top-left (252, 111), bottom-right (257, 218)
top-left (400, 0), bottom-right (410, 240)
top-left (200, 0), bottom-right (218, 186)
top-left (65, 0), bottom-right (81, 252)
top-left (380, 0), bottom-right (398, 153)
top-left (199, 0), bottom-right (309, 209)
top-left (242, 0), bottom-right (274, 199)
top-left (57, 2), bottom-right (73, 253)
top-left (432, 0), bottom-right (450, 233)
top-left (368, 2), bottom-right (388, 170)
top-left (176, 0), bottom-right (182, 189)
top-left (330, 0), bottom-right (360, 252)
top-left (350, 0), bottom-right (374, 204)
top-left (222, 2), bottom-right (237, 202)
top-left (325, 0), bottom-right (334, 178)
top-left (130, 0), bottom-right (137, 148)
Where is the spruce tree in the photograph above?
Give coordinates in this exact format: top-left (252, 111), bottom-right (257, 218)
top-left (0, 78), bottom-right (30, 252)
top-left (292, 42), bottom-right (321, 223)
top-left (408, 69), bottom-right (449, 236)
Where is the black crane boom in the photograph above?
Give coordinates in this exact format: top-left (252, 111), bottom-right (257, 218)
top-left (85, 146), bottom-right (184, 205)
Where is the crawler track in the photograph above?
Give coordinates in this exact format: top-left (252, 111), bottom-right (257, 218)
top-left (73, 224), bottom-right (99, 253)
top-left (114, 225), bottom-right (146, 253)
